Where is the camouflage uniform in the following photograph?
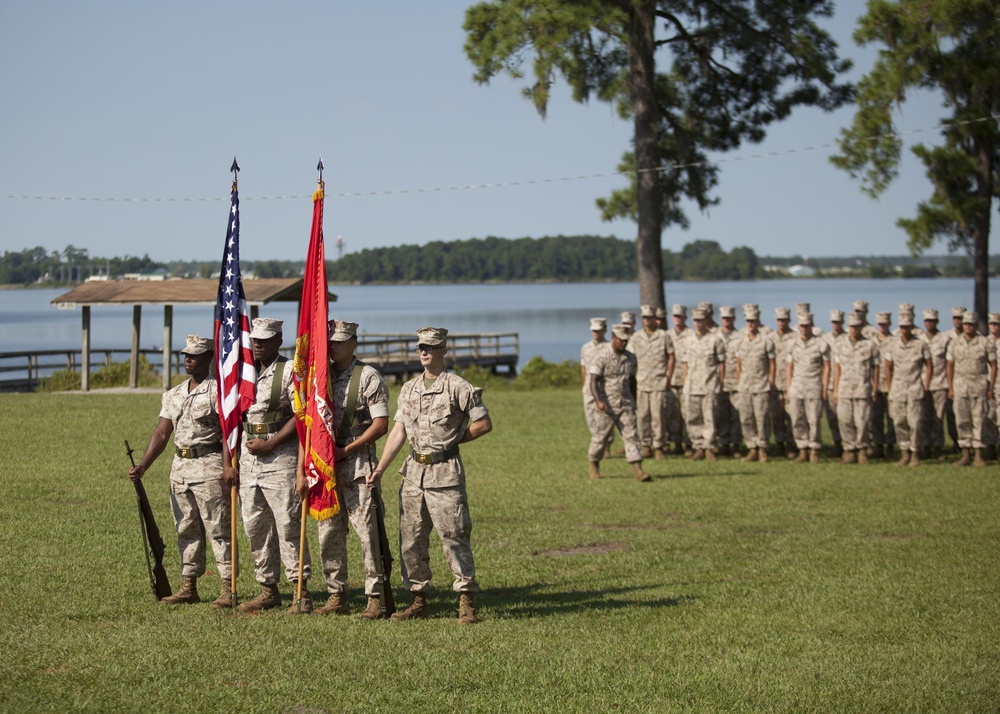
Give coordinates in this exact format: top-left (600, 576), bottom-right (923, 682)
top-left (872, 326), bottom-right (897, 452)
top-left (318, 358), bottom-right (390, 597)
top-left (683, 329), bottom-right (726, 451)
top-left (716, 319), bottom-right (743, 451)
top-left (770, 324), bottom-right (797, 450)
top-left (588, 346), bottom-right (642, 463)
top-left (159, 377), bottom-right (232, 580)
top-left (947, 328), bottom-right (996, 449)
top-left (240, 356), bottom-right (311, 586)
top-left (667, 318), bottom-right (693, 448)
top-left (735, 330), bottom-right (775, 450)
top-left (822, 317), bottom-right (846, 449)
top-left (395, 370), bottom-right (488, 594)
top-left (627, 326), bottom-right (673, 453)
top-left (581, 337), bottom-right (609, 435)
top-left (833, 334), bottom-right (880, 452)
top-left (919, 325), bottom-right (952, 451)
top-left (886, 334), bottom-right (931, 454)
top-left (786, 329), bottom-right (830, 451)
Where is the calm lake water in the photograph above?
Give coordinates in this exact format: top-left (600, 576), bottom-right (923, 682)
top-left (1, 278), bottom-right (995, 368)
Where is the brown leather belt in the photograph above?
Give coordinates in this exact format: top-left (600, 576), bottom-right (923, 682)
top-left (409, 444), bottom-right (460, 465)
top-left (175, 442), bottom-right (224, 459)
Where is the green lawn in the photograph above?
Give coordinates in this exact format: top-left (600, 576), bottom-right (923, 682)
top-left (0, 389), bottom-right (997, 712)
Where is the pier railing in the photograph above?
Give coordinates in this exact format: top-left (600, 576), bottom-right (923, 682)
top-left (0, 332), bottom-right (519, 392)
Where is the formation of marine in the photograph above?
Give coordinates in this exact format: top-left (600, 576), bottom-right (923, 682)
top-left (581, 301), bottom-right (999, 477)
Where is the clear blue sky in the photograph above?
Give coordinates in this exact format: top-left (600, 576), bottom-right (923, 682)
top-left (0, 1), bottom-right (984, 263)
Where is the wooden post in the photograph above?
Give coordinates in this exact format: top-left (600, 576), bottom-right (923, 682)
top-left (81, 305), bottom-right (91, 392)
top-left (162, 305), bottom-right (173, 391)
top-left (130, 305), bottom-right (141, 389)
top-left (250, 304), bottom-right (259, 321)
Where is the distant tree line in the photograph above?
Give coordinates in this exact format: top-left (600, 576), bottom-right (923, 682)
top-left (0, 245), bottom-right (163, 285)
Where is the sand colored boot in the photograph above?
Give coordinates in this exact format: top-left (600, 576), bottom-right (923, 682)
top-left (896, 451), bottom-right (910, 466)
top-left (654, 448), bottom-right (667, 461)
top-left (161, 576), bottom-right (199, 605)
top-left (705, 449), bottom-right (717, 462)
top-left (793, 449), bottom-right (808, 464)
top-left (809, 449), bottom-right (820, 464)
top-left (758, 448), bottom-right (768, 463)
top-left (690, 449), bottom-right (705, 461)
top-left (955, 448), bottom-right (971, 466)
top-left (238, 582), bottom-right (281, 614)
top-left (288, 581), bottom-right (312, 615)
top-left (858, 450), bottom-right (869, 465)
top-left (632, 462), bottom-right (652, 482)
top-left (391, 593), bottom-right (429, 621)
top-left (741, 447), bottom-right (759, 463)
top-left (457, 593), bottom-right (478, 625)
top-left (841, 450), bottom-right (857, 464)
top-left (314, 592), bottom-right (349, 615)
top-left (973, 448), bottom-right (987, 467)
top-left (359, 596), bottom-right (387, 621)
top-left (589, 461), bottom-right (601, 480)
top-left (908, 451), bottom-right (921, 467)
top-left (211, 579), bottom-right (235, 609)
top-left (641, 445), bottom-right (653, 458)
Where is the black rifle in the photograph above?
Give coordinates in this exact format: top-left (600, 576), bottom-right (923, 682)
top-left (372, 484), bottom-right (396, 616)
top-left (125, 440), bottom-right (172, 601)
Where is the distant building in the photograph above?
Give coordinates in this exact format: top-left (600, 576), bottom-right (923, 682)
top-left (787, 265), bottom-right (816, 277)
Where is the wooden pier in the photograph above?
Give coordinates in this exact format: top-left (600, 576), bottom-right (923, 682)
top-left (0, 332), bottom-right (519, 392)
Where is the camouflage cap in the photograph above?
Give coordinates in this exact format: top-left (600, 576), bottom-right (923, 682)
top-left (654, 307), bottom-right (667, 319)
top-left (611, 323), bottom-right (631, 341)
top-left (697, 302), bottom-right (714, 314)
top-left (797, 312), bottom-right (814, 326)
top-left (692, 308), bottom-right (708, 320)
top-left (853, 300), bottom-right (869, 313)
top-left (847, 313), bottom-right (863, 327)
top-left (743, 305), bottom-right (760, 320)
top-left (876, 311), bottom-right (891, 324)
top-left (899, 303), bottom-right (915, 315)
top-left (922, 308), bottom-right (939, 321)
top-left (640, 304), bottom-right (656, 318)
top-left (719, 305), bottom-right (736, 318)
top-left (249, 317), bottom-right (282, 339)
top-left (181, 334), bottom-right (213, 355)
top-left (621, 311), bottom-right (636, 325)
top-left (589, 317), bottom-right (607, 331)
top-left (415, 326), bottom-right (448, 346)
top-left (795, 302), bottom-right (811, 313)
top-left (672, 304), bottom-right (687, 317)
top-left (328, 320), bottom-right (358, 341)
top-left (952, 306), bottom-right (968, 318)
top-left (898, 313), bottom-right (914, 327)
top-left (829, 309), bottom-right (845, 322)
top-left (989, 313), bottom-right (1000, 324)
top-left (775, 307), bottom-right (791, 320)
top-left (962, 311), bottom-right (977, 324)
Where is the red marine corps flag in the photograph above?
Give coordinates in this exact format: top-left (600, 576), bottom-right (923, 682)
top-left (293, 160), bottom-right (338, 521)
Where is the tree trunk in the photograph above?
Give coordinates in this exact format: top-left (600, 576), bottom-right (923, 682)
top-left (628, 0), bottom-right (665, 310)
top-left (973, 139), bottom-right (992, 332)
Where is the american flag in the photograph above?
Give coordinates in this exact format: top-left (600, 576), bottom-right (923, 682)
top-left (214, 186), bottom-right (256, 457)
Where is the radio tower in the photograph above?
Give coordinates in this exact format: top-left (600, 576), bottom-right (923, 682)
top-left (336, 235), bottom-right (344, 260)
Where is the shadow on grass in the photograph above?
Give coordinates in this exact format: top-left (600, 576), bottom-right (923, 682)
top-left (414, 582), bottom-right (696, 619)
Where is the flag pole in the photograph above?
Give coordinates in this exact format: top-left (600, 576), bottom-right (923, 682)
top-left (228, 156), bottom-right (241, 610)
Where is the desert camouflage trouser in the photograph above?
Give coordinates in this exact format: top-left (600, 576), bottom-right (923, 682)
top-left (739, 392), bottom-right (771, 449)
top-left (788, 396), bottom-right (824, 450)
top-left (398, 478), bottom-right (478, 594)
top-left (837, 397), bottom-right (872, 452)
top-left (318, 471), bottom-right (380, 596)
top-left (715, 391), bottom-right (741, 447)
top-left (636, 389), bottom-right (666, 451)
top-left (684, 392), bottom-right (716, 450)
top-left (240, 474), bottom-right (311, 585)
top-left (889, 393), bottom-right (925, 452)
top-left (589, 402), bottom-right (642, 463)
top-left (169, 477), bottom-right (232, 579)
top-left (954, 392), bottom-right (988, 448)
top-left (920, 390), bottom-right (947, 449)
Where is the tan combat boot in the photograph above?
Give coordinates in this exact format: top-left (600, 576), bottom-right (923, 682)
top-left (589, 461), bottom-right (601, 480)
top-left (758, 448), bottom-right (768, 463)
top-left (955, 448), bottom-right (971, 466)
top-left (857, 450), bottom-right (869, 465)
top-left (705, 449), bottom-right (717, 462)
top-left (896, 451), bottom-right (910, 466)
top-left (973, 448), bottom-right (986, 467)
top-left (632, 462), bottom-right (652, 482)
top-left (390, 593), bottom-right (429, 621)
top-left (741, 447), bottom-right (759, 463)
top-left (654, 448), bottom-right (667, 461)
top-left (288, 581), bottom-right (312, 615)
top-left (793, 449), bottom-right (808, 464)
top-left (211, 579), bottom-right (235, 609)
top-left (161, 576), bottom-right (199, 605)
top-left (908, 451), bottom-right (921, 467)
top-left (841, 450), bottom-right (857, 464)
top-left (641, 445), bottom-right (653, 459)
top-left (458, 593), bottom-right (478, 625)
top-left (238, 582), bottom-right (281, 614)
top-left (809, 449), bottom-right (820, 464)
top-left (359, 596), bottom-right (387, 621)
top-left (313, 592), bottom-right (349, 615)
top-left (690, 449), bottom-right (705, 461)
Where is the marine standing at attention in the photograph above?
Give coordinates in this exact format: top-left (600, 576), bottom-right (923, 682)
top-left (370, 327), bottom-right (492, 624)
top-left (128, 335), bottom-right (233, 607)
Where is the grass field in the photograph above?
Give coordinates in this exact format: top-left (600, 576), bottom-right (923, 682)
top-left (1, 388), bottom-right (998, 712)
